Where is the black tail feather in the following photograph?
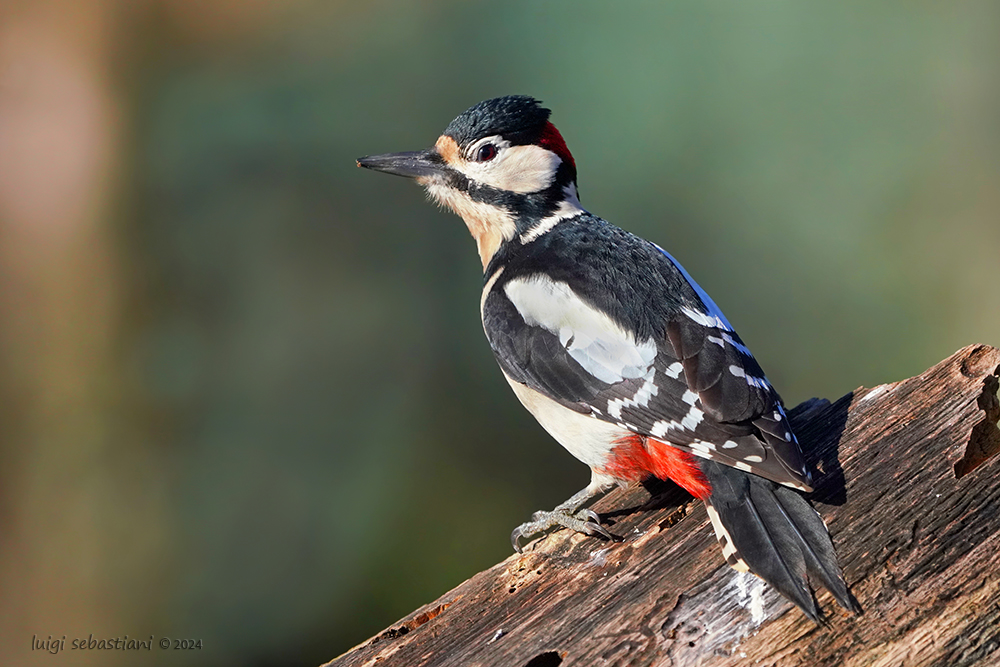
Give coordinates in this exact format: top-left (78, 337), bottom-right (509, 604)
top-left (700, 460), bottom-right (857, 621)
top-left (770, 482), bottom-right (860, 613)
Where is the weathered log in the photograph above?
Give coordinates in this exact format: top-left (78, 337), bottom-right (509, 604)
top-left (327, 345), bottom-right (1000, 667)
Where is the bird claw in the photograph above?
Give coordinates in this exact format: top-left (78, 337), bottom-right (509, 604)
top-left (511, 527), bottom-right (528, 553)
top-left (580, 517), bottom-right (613, 541)
top-left (510, 507), bottom-right (613, 552)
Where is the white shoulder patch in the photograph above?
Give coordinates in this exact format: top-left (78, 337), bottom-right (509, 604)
top-left (504, 275), bottom-right (656, 384)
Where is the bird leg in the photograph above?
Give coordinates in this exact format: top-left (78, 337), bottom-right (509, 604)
top-left (511, 478), bottom-right (616, 552)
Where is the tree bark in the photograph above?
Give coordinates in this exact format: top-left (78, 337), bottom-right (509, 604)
top-left (326, 345), bottom-right (1000, 667)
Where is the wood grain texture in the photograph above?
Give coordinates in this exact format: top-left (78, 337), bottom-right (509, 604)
top-left (326, 345), bottom-right (1000, 667)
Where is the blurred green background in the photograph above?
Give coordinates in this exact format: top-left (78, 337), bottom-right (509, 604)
top-left (1, 1), bottom-right (997, 665)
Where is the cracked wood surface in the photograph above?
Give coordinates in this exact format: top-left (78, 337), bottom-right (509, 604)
top-left (326, 345), bottom-right (1000, 667)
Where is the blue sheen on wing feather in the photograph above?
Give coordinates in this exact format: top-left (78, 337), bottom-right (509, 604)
top-left (651, 243), bottom-right (734, 332)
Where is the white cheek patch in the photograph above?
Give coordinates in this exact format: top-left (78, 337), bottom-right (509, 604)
top-left (504, 275), bottom-right (656, 384)
top-left (465, 144), bottom-right (563, 194)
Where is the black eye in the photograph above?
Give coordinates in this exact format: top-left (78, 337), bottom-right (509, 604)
top-left (476, 143), bottom-right (498, 162)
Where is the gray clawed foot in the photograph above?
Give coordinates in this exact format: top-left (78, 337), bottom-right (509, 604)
top-left (511, 508), bottom-right (614, 553)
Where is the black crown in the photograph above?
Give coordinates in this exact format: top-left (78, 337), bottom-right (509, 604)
top-left (444, 96), bottom-right (551, 148)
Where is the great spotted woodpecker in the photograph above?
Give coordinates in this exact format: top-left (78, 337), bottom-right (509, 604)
top-left (358, 96), bottom-right (858, 621)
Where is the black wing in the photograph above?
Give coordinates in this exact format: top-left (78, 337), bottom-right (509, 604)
top-left (482, 234), bottom-right (812, 490)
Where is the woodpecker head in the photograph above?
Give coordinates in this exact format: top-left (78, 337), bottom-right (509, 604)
top-left (358, 96), bottom-right (582, 267)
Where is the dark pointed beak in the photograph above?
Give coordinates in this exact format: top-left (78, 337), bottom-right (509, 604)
top-left (356, 148), bottom-right (446, 180)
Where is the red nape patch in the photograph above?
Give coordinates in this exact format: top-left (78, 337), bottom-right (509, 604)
top-left (602, 434), bottom-right (711, 500)
top-left (538, 122), bottom-right (575, 169)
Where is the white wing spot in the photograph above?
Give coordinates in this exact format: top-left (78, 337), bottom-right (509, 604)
top-left (664, 361), bottom-right (684, 379)
top-left (681, 406), bottom-right (704, 430)
top-left (722, 440), bottom-right (739, 449)
top-left (721, 332), bottom-right (752, 357)
top-left (681, 390), bottom-right (699, 406)
top-left (728, 364), bottom-right (746, 378)
top-left (681, 306), bottom-right (731, 332)
top-left (650, 420), bottom-right (682, 438)
top-left (654, 245), bottom-right (734, 332)
top-left (743, 455), bottom-right (763, 463)
top-left (607, 367), bottom-right (658, 419)
top-left (689, 440), bottom-right (716, 452)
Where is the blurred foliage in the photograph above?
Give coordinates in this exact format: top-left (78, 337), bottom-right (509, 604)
top-left (2, 1), bottom-right (998, 666)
